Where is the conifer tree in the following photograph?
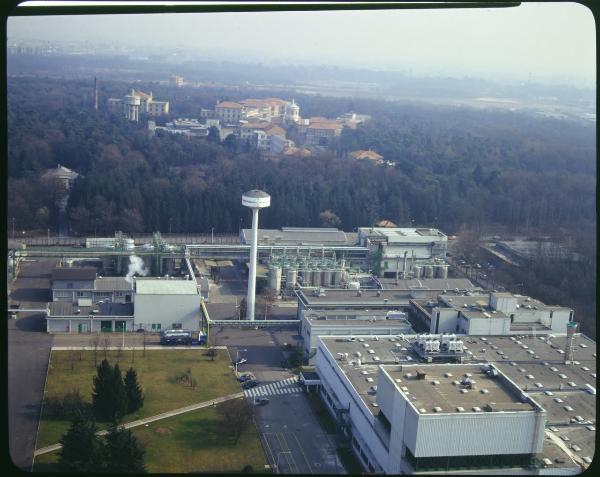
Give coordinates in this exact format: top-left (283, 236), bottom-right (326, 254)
top-left (111, 363), bottom-right (128, 421)
top-left (58, 412), bottom-right (105, 472)
top-left (104, 425), bottom-right (146, 473)
top-left (91, 359), bottom-right (113, 421)
top-left (124, 367), bottom-right (144, 413)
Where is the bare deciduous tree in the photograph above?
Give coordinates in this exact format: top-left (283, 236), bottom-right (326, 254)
top-left (90, 334), bottom-right (101, 367)
top-left (216, 398), bottom-right (255, 445)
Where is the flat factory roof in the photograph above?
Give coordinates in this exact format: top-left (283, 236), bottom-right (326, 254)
top-left (135, 279), bottom-right (198, 295)
top-left (241, 227), bottom-right (351, 245)
top-left (94, 276), bottom-right (133, 291)
top-left (386, 364), bottom-right (536, 414)
top-left (48, 301), bottom-right (134, 317)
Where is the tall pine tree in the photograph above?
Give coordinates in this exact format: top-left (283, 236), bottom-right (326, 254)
top-left (104, 425), bottom-right (146, 473)
top-left (111, 364), bottom-right (128, 421)
top-left (124, 367), bottom-right (144, 413)
top-left (92, 359), bottom-right (113, 421)
top-left (58, 412), bottom-right (105, 472)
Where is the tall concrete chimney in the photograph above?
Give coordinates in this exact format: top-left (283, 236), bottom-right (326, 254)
top-left (94, 77), bottom-right (98, 111)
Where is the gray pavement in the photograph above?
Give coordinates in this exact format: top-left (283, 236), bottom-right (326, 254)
top-left (253, 392), bottom-right (344, 474)
top-left (8, 258), bottom-right (57, 470)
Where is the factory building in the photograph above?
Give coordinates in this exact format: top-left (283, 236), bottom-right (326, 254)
top-left (47, 302), bottom-right (134, 333)
top-left (314, 332), bottom-right (595, 474)
top-left (133, 278), bottom-right (202, 331)
top-left (411, 291), bottom-right (573, 336)
top-left (358, 227), bottom-right (448, 278)
top-left (300, 308), bottom-right (414, 358)
top-left (240, 227), bottom-right (352, 247)
top-left (51, 268), bottom-right (134, 305)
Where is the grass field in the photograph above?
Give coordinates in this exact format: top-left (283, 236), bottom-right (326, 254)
top-left (36, 349), bottom-right (240, 449)
top-left (33, 403), bottom-right (267, 473)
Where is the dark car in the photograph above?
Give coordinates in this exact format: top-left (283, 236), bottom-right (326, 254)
top-left (254, 396), bottom-right (269, 406)
top-left (238, 373), bottom-right (256, 382)
top-left (242, 380), bottom-right (258, 389)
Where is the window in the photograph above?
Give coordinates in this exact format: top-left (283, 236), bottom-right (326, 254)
top-left (116, 292), bottom-right (123, 297)
top-left (172, 323), bottom-right (182, 329)
top-left (76, 291), bottom-right (86, 297)
top-left (67, 283), bottom-right (73, 289)
top-left (151, 323), bottom-right (162, 331)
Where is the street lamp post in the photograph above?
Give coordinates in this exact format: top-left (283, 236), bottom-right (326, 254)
top-left (211, 227), bottom-right (214, 244)
top-left (234, 348), bottom-right (247, 375)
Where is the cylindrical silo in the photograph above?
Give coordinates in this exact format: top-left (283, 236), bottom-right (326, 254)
top-left (301, 269), bottom-right (311, 286)
top-left (413, 265), bottom-right (422, 278)
top-left (287, 269), bottom-right (297, 289)
top-left (424, 265), bottom-right (434, 278)
top-left (332, 269), bottom-right (341, 286)
top-left (436, 265), bottom-right (449, 279)
top-left (322, 269), bottom-right (333, 287)
top-left (268, 265), bottom-right (282, 294)
top-left (312, 269), bottom-right (322, 287)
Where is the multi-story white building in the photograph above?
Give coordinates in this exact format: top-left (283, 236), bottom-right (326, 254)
top-left (133, 278), bottom-right (202, 332)
top-left (215, 101), bottom-right (243, 125)
top-left (314, 333), bottom-right (595, 474)
top-left (358, 227), bottom-right (448, 278)
top-left (411, 291), bottom-right (573, 336)
top-left (107, 89), bottom-right (170, 121)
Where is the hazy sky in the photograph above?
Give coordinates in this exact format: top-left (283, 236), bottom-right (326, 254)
top-left (8, 2), bottom-right (596, 86)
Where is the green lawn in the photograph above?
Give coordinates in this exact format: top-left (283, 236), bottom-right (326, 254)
top-left (36, 349), bottom-right (240, 449)
top-left (34, 404), bottom-right (267, 473)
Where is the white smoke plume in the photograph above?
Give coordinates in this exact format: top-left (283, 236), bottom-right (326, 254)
top-left (125, 255), bottom-right (148, 283)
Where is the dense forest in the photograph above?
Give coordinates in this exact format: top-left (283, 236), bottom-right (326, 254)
top-left (7, 76), bottom-right (595, 241)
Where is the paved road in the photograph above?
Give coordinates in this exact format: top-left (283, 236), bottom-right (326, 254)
top-left (213, 327), bottom-right (301, 383)
top-left (8, 258), bottom-right (57, 470)
top-left (254, 392), bottom-right (344, 474)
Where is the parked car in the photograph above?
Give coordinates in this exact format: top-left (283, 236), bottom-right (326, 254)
top-left (242, 380), bottom-right (258, 389)
top-left (238, 373), bottom-right (256, 382)
top-left (254, 396), bottom-right (269, 406)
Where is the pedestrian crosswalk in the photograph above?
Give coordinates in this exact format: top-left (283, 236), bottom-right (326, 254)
top-left (244, 377), bottom-right (303, 398)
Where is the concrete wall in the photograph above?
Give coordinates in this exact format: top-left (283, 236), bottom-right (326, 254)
top-left (465, 316), bottom-right (511, 335)
top-left (412, 411), bottom-right (545, 457)
top-left (134, 294), bottom-right (202, 331)
top-left (316, 343), bottom-right (388, 473)
top-left (47, 317), bottom-right (134, 333)
top-left (430, 308), bottom-right (460, 334)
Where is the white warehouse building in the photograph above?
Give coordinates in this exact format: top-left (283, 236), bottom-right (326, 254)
top-left (133, 279), bottom-right (202, 332)
top-left (358, 227), bottom-right (448, 278)
top-left (315, 337), bottom-right (546, 474)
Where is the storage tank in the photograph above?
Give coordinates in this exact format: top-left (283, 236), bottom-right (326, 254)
top-left (269, 266), bottom-right (282, 294)
top-left (300, 269), bottom-right (311, 286)
top-left (424, 265), bottom-right (434, 278)
top-left (413, 266), bottom-right (422, 278)
top-left (322, 269), bottom-right (333, 287)
top-left (287, 269), bottom-right (297, 289)
top-left (332, 269), bottom-right (341, 286)
top-left (312, 269), bottom-right (322, 287)
top-left (437, 265), bottom-right (449, 279)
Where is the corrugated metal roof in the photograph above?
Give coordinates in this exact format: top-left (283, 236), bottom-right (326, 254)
top-left (135, 279), bottom-right (198, 295)
top-left (94, 277), bottom-right (133, 291)
top-left (52, 267), bottom-right (96, 281)
top-left (48, 301), bottom-right (133, 317)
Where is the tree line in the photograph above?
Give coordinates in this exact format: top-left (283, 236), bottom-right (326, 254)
top-left (7, 76), bottom-right (596, 239)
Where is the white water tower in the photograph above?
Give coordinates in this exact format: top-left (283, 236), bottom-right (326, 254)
top-left (242, 190), bottom-right (271, 320)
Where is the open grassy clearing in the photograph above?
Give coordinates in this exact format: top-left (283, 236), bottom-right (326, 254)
top-left (36, 349), bottom-right (239, 449)
top-left (34, 403), bottom-right (267, 473)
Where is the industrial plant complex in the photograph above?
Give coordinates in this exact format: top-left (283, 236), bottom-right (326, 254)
top-left (7, 190), bottom-right (595, 475)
